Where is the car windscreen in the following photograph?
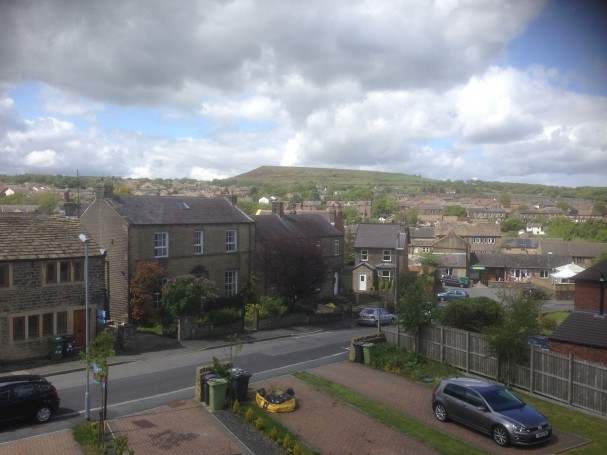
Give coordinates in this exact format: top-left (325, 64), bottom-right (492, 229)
top-left (478, 387), bottom-right (525, 412)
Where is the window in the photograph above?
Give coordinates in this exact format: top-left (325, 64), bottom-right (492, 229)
top-left (59, 261), bottom-right (71, 282)
top-left (333, 239), bottom-right (340, 255)
top-left (28, 315), bottom-right (39, 338)
top-left (382, 250), bottom-right (391, 262)
top-left (43, 313), bottom-right (54, 336)
top-left (57, 311), bottom-right (67, 334)
top-left (315, 240), bottom-right (321, 249)
top-left (45, 262), bottom-right (57, 283)
top-left (0, 263), bottom-right (9, 287)
top-left (421, 247), bottom-right (431, 253)
top-left (540, 269), bottom-right (549, 278)
top-left (226, 230), bottom-right (237, 252)
top-left (73, 260), bottom-right (84, 281)
top-left (381, 270), bottom-right (392, 281)
top-left (225, 270), bottom-right (238, 297)
top-left (154, 232), bottom-right (169, 258)
top-left (361, 250), bottom-right (368, 261)
top-left (13, 316), bottom-right (25, 341)
top-left (194, 231), bottom-right (203, 255)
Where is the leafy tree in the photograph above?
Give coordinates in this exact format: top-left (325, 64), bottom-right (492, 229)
top-left (591, 250), bottom-right (607, 265)
top-left (556, 201), bottom-right (574, 211)
top-left (438, 297), bottom-right (503, 332)
top-left (443, 205), bottom-right (466, 218)
top-left (255, 237), bottom-right (330, 305)
top-left (485, 289), bottom-right (544, 385)
top-left (497, 193), bottom-right (511, 207)
top-left (80, 330), bottom-right (116, 424)
top-left (236, 199), bottom-right (260, 216)
top-left (371, 194), bottom-right (400, 219)
top-left (162, 275), bottom-right (218, 319)
top-left (129, 261), bottom-right (165, 324)
top-left (341, 206), bottom-right (361, 226)
top-left (419, 252), bottom-right (441, 275)
top-left (396, 271), bottom-right (438, 352)
top-left (406, 206), bottom-right (419, 226)
top-left (545, 217), bottom-right (577, 240)
top-left (500, 216), bottom-right (525, 233)
top-left (343, 228), bottom-right (356, 266)
top-left (592, 201), bottom-right (606, 215)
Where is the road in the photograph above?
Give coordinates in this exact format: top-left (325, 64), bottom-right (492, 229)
top-left (0, 324), bottom-right (372, 444)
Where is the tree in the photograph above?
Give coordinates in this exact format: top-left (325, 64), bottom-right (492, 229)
top-left (497, 193), bottom-right (511, 207)
top-left (162, 275), bottom-right (218, 319)
top-left (500, 216), bottom-right (525, 233)
top-left (592, 201), bottom-right (607, 215)
top-left (406, 206), bottom-right (419, 226)
top-left (396, 272), bottom-right (438, 352)
top-left (129, 260), bottom-right (165, 324)
top-left (438, 297), bottom-right (503, 332)
top-left (255, 237), bottom-right (330, 305)
top-left (545, 217), bottom-right (577, 240)
top-left (371, 194), bottom-right (399, 219)
top-left (443, 205), bottom-right (466, 219)
top-left (485, 289), bottom-right (544, 385)
top-left (419, 253), bottom-right (441, 275)
top-left (341, 206), bottom-right (362, 226)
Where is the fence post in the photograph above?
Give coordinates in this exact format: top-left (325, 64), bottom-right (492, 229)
top-left (530, 347), bottom-right (535, 393)
top-left (568, 353), bottom-right (573, 406)
top-left (466, 331), bottom-right (470, 373)
top-left (440, 326), bottom-right (444, 363)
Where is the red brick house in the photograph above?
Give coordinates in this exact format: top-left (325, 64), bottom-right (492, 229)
top-left (0, 215), bottom-right (105, 361)
top-left (549, 259), bottom-right (607, 365)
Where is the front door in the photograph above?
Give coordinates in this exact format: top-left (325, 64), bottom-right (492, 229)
top-left (359, 274), bottom-right (367, 291)
top-left (73, 309), bottom-right (86, 348)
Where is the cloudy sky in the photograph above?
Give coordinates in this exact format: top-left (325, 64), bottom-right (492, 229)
top-left (1, 0), bottom-right (606, 187)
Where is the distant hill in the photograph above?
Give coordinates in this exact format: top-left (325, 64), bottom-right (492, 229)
top-left (223, 165), bottom-right (432, 189)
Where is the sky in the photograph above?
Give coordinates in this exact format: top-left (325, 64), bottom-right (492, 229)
top-left (0, 0), bottom-right (606, 187)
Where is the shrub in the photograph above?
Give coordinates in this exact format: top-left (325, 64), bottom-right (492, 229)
top-left (245, 407), bottom-right (255, 423)
top-left (438, 297), bottom-right (503, 332)
top-left (255, 416), bottom-right (265, 431)
top-left (204, 308), bottom-right (241, 326)
top-left (270, 426), bottom-right (279, 441)
top-left (282, 433), bottom-right (292, 450)
top-left (231, 399), bottom-right (240, 415)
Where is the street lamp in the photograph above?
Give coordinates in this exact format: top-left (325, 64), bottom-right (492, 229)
top-left (599, 273), bottom-right (605, 316)
top-left (79, 233), bottom-right (90, 420)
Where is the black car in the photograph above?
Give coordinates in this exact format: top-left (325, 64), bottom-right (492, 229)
top-left (440, 275), bottom-right (469, 288)
top-left (432, 377), bottom-right (551, 447)
top-left (0, 374), bottom-right (60, 424)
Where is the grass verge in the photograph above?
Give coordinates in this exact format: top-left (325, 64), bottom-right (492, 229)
top-left (293, 370), bottom-right (485, 455)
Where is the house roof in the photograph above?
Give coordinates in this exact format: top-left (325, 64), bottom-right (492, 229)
top-left (538, 239), bottom-right (607, 259)
top-left (105, 195), bottom-right (253, 225)
top-left (354, 223), bottom-right (406, 249)
top-left (0, 214), bottom-right (102, 260)
top-left (255, 213), bottom-right (342, 241)
top-left (410, 226), bottom-right (435, 239)
top-left (572, 259), bottom-right (607, 282)
top-left (549, 311), bottom-right (607, 348)
top-left (435, 221), bottom-right (501, 237)
top-left (471, 252), bottom-right (572, 268)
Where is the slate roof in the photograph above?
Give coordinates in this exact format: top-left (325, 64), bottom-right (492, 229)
top-left (435, 221), bottom-right (501, 237)
top-left (255, 213), bottom-right (342, 241)
top-left (105, 196), bottom-right (253, 225)
top-left (471, 252), bottom-right (572, 268)
top-left (0, 215), bottom-right (102, 260)
top-left (354, 224), bottom-right (406, 249)
top-left (538, 239), bottom-right (607, 258)
top-left (549, 311), bottom-right (607, 348)
top-left (410, 226), bottom-right (435, 239)
top-left (571, 259), bottom-right (607, 282)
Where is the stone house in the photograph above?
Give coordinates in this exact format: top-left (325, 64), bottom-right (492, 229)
top-left (254, 201), bottom-right (344, 298)
top-left (352, 223), bottom-right (409, 293)
top-left (549, 260), bottom-right (607, 365)
top-left (80, 184), bottom-right (254, 323)
top-left (0, 215), bottom-right (105, 361)
top-left (470, 252), bottom-right (571, 285)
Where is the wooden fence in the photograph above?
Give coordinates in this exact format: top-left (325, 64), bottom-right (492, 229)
top-left (383, 324), bottom-right (607, 417)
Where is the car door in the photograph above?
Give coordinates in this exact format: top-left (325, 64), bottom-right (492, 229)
top-left (442, 384), bottom-right (467, 423)
top-left (458, 389), bottom-right (494, 434)
top-left (12, 383), bottom-right (38, 419)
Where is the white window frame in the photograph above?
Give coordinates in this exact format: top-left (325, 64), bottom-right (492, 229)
top-left (382, 250), bottom-right (391, 262)
top-left (155, 232), bottom-right (169, 258)
top-left (194, 231), bottom-right (203, 255)
top-left (333, 239), bottom-right (340, 256)
top-left (361, 250), bottom-right (368, 261)
top-left (226, 230), bottom-right (237, 252)
top-left (225, 270), bottom-right (238, 297)
top-left (381, 270), bottom-right (392, 281)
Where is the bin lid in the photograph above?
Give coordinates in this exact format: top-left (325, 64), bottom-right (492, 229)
top-left (49, 336), bottom-right (63, 341)
top-left (207, 378), bottom-right (228, 385)
top-left (363, 343), bottom-right (374, 347)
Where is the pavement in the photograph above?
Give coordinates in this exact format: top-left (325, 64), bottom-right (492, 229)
top-left (0, 321), bottom-right (591, 455)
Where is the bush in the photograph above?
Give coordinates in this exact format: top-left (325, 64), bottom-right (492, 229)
top-left (438, 297), bottom-right (503, 332)
top-left (245, 407), bottom-right (255, 423)
top-left (201, 308), bottom-right (241, 326)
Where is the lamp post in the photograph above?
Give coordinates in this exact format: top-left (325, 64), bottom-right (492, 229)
top-left (79, 233), bottom-right (90, 420)
top-left (600, 273), bottom-right (605, 316)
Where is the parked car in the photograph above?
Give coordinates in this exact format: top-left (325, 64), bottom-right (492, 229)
top-left (436, 289), bottom-right (470, 301)
top-left (0, 374), bottom-right (60, 424)
top-left (432, 377), bottom-right (552, 447)
top-left (526, 287), bottom-right (549, 299)
top-left (357, 308), bottom-right (395, 326)
top-left (440, 275), bottom-right (469, 288)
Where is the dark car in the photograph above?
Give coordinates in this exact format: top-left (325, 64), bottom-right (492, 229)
top-left (432, 377), bottom-right (552, 447)
top-left (526, 287), bottom-right (549, 300)
top-left (440, 275), bottom-right (469, 288)
top-left (0, 374), bottom-right (60, 424)
top-left (436, 289), bottom-right (470, 301)
top-left (527, 334), bottom-right (549, 350)
top-left (357, 308), bottom-right (395, 326)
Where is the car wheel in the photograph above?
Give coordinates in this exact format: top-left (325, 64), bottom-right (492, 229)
top-left (433, 403), bottom-right (448, 422)
top-left (35, 406), bottom-right (52, 423)
top-left (492, 425), bottom-right (509, 446)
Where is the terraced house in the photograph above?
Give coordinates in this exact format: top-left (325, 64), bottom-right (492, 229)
top-left (0, 215), bottom-right (105, 361)
top-left (80, 184), bottom-right (254, 323)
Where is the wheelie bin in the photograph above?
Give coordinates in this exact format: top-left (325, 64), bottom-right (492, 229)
top-left (208, 377), bottom-right (229, 411)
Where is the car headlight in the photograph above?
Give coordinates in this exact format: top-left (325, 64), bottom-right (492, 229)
top-left (511, 425), bottom-right (530, 433)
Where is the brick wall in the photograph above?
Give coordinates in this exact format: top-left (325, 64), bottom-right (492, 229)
top-left (574, 280), bottom-right (603, 312)
top-left (550, 340), bottom-right (607, 365)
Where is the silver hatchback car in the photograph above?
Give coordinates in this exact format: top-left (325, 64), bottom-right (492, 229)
top-left (432, 377), bottom-right (551, 447)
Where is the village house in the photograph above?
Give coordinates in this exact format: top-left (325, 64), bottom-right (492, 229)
top-left (80, 184), bottom-right (255, 323)
top-left (0, 215), bottom-right (105, 361)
